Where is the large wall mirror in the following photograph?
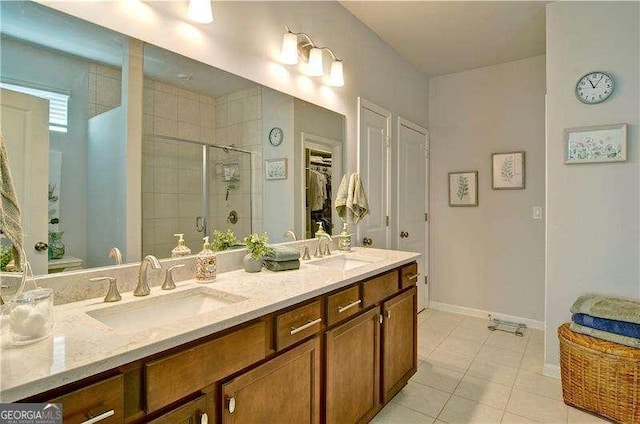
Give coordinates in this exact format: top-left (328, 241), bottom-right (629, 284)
top-left (0, 1), bottom-right (345, 276)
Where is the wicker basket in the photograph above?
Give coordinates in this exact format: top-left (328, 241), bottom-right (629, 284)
top-left (558, 323), bottom-right (640, 423)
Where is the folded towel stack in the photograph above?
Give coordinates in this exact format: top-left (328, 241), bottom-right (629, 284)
top-left (263, 245), bottom-right (300, 272)
top-left (569, 294), bottom-right (640, 348)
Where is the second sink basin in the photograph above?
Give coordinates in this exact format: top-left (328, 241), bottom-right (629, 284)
top-left (312, 254), bottom-right (378, 271)
top-left (87, 287), bottom-right (247, 332)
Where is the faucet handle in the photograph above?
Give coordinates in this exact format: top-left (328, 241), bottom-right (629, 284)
top-left (301, 246), bottom-right (311, 260)
top-left (90, 277), bottom-right (121, 302)
top-left (323, 242), bottom-right (331, 256)
top-left (162, 264), bottom-right (185, 290)
top-left (313, 242), bottom-right (323, 258)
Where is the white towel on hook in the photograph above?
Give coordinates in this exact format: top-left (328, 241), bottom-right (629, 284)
top-left (347, 173), bottom-right (369, 224)
top-left (334, 174), bottom-right (349, 221)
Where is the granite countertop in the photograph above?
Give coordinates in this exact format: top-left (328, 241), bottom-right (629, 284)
top-left (0, 247), bottom-right (420, 402)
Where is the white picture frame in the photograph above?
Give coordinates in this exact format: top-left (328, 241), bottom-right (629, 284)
top-left (492, 151), bottom-right (525, 190)
top-left (449, 171), bottom-right (478, 207)
top-left (565, 124), bottom-right (627, 164)
top-left (265, 158), bottom-right (288, 180)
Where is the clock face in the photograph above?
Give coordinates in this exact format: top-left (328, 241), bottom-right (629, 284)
top-left (269, 127), bottom-right (283, 146)
top-left (575, 72), bottom-right (614, 104)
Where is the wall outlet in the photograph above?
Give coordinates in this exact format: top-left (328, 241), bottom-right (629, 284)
top-left (532, 206), bottom-right (543, 220)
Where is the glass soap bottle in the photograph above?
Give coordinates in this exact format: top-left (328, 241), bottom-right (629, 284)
top-left (195, 236), bottom-right (216, 283)
top-left (337, 223), bottom-right (352, 252)
top-left (172, 233), bottom-right (192, 257)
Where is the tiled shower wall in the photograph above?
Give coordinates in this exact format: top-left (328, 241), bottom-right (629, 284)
top-left (141, 82), bottom-right (263, 258)
top-left (88, 63), bottom-right (122, 118)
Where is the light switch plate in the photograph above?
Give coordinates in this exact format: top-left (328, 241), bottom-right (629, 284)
top-left (533, 206), bottom-right (543, 220)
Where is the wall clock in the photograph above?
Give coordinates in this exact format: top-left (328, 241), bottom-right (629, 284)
top-left (269, 127), bottom-right (284, 146)
top-left (575, 71), bottom-right (614, 104)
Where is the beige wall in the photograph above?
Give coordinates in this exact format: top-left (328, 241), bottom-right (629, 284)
top-left (429, 55), bottom-right (546, 322)
top-left (545, 1), bottom-right (640, 370)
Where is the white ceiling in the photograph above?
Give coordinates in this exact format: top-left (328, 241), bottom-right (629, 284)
top-left (340, 1), bottom-right (547, 77)
top-left (0, 1), bottom-right (256, 98)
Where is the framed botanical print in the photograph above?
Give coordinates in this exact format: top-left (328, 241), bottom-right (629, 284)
top-left (265, 158), bottom-right (288, 180)
top-left (492, 151), bottom-right (525, 190)
top-left (565, 124), bottom-right (627, 164)
top-left (449, 171), bottom-right (478, 207)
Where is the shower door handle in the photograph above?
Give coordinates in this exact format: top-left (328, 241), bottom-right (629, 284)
top-left (196, 216), bottom-right (207, 233)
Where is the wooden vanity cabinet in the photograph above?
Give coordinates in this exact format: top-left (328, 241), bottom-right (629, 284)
top-left (221, 337), bottom-right (321, 424)
top-left (325, 308), bottom-right (381, 424)
top-left (49, 374), bottom-right (124, 424)
top-left (381, 286), bottom-right (418, 403)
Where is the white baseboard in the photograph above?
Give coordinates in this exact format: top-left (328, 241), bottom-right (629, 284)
top-left (543, 363), bottom-right (561, 379)
top-left (429, 301), bottom-right (545, 331)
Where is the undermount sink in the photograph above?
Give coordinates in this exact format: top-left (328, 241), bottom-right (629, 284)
top-left (87, 287), bottom-right (246, 332)
top-left (312, 254), bottom-right (377, 271)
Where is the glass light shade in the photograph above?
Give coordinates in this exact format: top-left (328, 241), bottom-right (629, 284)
top-left (308, 48), bottom-right (324, 76)
top-left (187, 0), bottom-right (213, 24)
top-left (328, 60), bottom-right (344, 87)
top-left (281, 33), bottom-right (299, 65)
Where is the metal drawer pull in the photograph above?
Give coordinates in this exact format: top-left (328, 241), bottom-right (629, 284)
top-left (227, 396), bottom-right (236, 414)
top-left (81, 410), bottom-right (115, 424)
top-left (290, 318), bottom-right (322, 335)
top-left (201, 412), bottom-right (209, 424)
top-left (338, 299), bottom-right (362, 314)
top-left (406, 273), bottom-right (420, 280)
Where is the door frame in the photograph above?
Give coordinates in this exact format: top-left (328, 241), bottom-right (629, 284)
top-left (396, 117), bottom-right (430, 310)
top-left (356, 97), bottom-right (392, 247)
top-left (300, 132), bottom-right (343, 237)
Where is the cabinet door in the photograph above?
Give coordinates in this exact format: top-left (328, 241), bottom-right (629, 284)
top-left (382, 286), bottom-right (417, 403)
top-left (148, 394), bottom-right (209, 424)
top-left (325, 308), bottom-right (380, 424)
top-left (221, 338), bottom-right (320, 424)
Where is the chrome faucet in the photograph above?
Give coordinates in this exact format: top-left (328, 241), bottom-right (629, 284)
top-left (108, 247), bottom-right (123, 265)
top-left (318, 233), bottom-right (333, 257)
top-left (134, 255), bottom-right (161, 296)
top-left (283, 230), bottom-right (297, 241)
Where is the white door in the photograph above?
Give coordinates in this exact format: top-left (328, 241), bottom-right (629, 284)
top-left (1, 89), bottom-right (50, 275)
top-left (397, 118), bottom-right (429, 311)
top-left (357, 98), bottom-right (391, 248)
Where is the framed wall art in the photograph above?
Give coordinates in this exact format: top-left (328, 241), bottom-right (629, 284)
top-left (265, 158), bottom-right (288, 180)
top-left (492, 151), bottom-right (525, 190)
top-left (565, 124), bottom-right (627, 164)
top-left (449, 171), bottom-right (478, 207)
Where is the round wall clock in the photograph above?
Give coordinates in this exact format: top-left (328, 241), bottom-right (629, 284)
top-left (269, 127), bottom-right (284, 146)
top-left (575, 71), bottom-right (615, 104)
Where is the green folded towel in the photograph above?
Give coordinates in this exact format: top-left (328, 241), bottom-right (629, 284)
top-left (571, 294), bottom-right (640, 325)
top-left (265, 246), bottom-right (300, 262)
top-left (570, 322), bottom-right (640, 348)
top-left (264, 259), bottom-right (300, 271)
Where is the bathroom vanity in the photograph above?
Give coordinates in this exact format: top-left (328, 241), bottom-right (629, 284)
top-left (1, 248), bottom-right (419, 424)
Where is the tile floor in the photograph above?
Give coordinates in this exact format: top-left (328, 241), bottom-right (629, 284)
top-left (372, 309), bottom-right (611, 424)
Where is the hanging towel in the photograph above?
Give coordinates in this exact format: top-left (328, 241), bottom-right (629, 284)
top-left (570, 294), bottom-right (640, 325)
top-left (335, 174), bottom-right (349, 221)
top-left (0, 132), bottom-right (24, 270)
top-left (347, 173), bottom-right (369, 224)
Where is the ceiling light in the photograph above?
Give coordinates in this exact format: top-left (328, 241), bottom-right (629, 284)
top-left (187, 0), bottom-right (213, 24)
top-left (307, 48), bottom-right (324, 77)
top-left (328, 60), bottom-right (344, 87)
top-left (281, 32), bottom-right (299, 65)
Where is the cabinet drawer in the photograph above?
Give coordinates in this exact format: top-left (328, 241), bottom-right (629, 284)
top-left (362, 271), bottom-right (398, 307)
top-left (276, 300), bottom-right (323, 350)
top-left (145, 321), bottom-right (267, 413)
top-left (148, 394), bottom-right (208, 424)
top-left (327, 285), bottom-right (362, 326)
top-left (50, 375), bottom-right (123, 424)
top-left (400, 263), bottom-right (419, 289)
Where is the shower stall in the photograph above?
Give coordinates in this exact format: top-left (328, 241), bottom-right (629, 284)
top-left (141, 134), bottom-right (252, 258)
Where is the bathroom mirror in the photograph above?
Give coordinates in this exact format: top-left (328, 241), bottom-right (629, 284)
top-left (0, 1), bottom-right (345, 276)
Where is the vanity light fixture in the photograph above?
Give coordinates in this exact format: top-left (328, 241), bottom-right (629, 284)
top-left (280, 27), bottom-right (345, 87)
top-left (187, 0), bottom-right (213, 24)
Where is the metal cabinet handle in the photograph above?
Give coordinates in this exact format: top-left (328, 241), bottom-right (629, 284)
top-left (406, 273), bottom-right (420, 281)
top-left (337, 299), bottom-right (361, 314)
top-left (290, 318), bottom-right (322, 335)
top-left (400, 231), bottom-right (409, 238)
top-left (200, 412), bottom-right (208, 424)
top-left (362, 237), bottom-right (373, 246)
top-left (226, 396), bottom-right (236, 414)
top-left (35, 242), bottom-right (48, 252)
top-left (81, 410), bottom-right (115, 424)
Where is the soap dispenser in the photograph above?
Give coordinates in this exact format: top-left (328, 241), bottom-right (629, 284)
top-left (314, 222), bottom-right (327, 239)
top-left (337, 223), bottom-right (352, 252)
top-left (171, 233), bottom-right (192, 258)
top-left (195, 236), bottom-right (216, 283)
